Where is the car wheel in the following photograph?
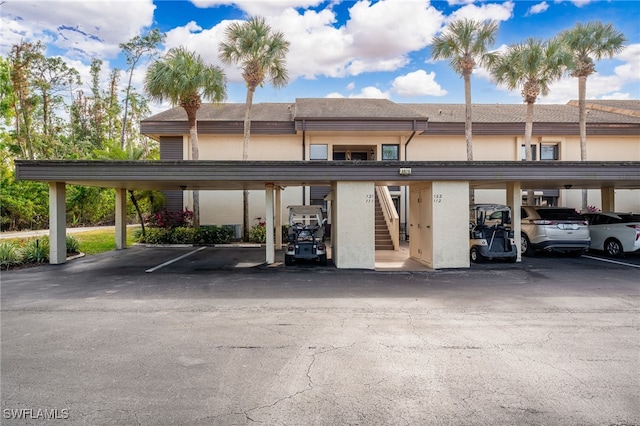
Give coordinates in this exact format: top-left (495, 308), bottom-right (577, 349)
top-left (470, 247), bottom-right (483, 263)
top-left (284, 254), bottom-right (294, 266)
top-left (604, 238), bottom-right (624, 258)
top-left (507, 256), bottom-right (517, 263)
top-left (520, 233), bottom-right (534, 257)
top-left (319, 254), bottom-right (328, 266)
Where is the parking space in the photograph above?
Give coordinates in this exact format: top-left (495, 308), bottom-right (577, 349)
top-left (1, 246), bottom-right (639, 425)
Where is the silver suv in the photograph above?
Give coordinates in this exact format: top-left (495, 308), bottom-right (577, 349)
top-left (520, 206), bottom-right (590, 256)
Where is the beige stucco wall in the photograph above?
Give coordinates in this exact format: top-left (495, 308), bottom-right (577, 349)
top-left (198, 134), bottom-right (302, 160)
top-left (183, 128), bottom-right (638, 242)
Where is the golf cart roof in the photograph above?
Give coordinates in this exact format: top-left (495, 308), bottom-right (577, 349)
top-left (287, 205), bottom-right (324, 215)
top-left (470, 204), bottom-right (512, 212)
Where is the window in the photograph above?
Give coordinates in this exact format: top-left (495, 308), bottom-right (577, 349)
top-left (309, 144), bottom-right (328, 160)
top-left (521, 143), bottom-right (559, 161)
top-left (540, 144), bottom-right (559, 160)
top-left (521, 145), bottom-right (537, 161)
top-left (382, 144), bottom-right (399, 161)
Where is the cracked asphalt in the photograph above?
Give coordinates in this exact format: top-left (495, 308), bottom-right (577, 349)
top-left (1, 246), bottom-right (639, 425)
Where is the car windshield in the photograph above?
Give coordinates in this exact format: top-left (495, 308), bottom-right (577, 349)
top-left (535, 208), bottom-right (584, 221)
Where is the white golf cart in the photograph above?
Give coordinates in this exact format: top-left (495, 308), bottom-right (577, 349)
top-left (469, 204), bottom-right (518, 263)
top-left (285, 205), bottom-right (328, 266)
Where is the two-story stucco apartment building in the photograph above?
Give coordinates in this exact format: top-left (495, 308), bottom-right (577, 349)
top-left (141, 98), bottom-right (640, 236)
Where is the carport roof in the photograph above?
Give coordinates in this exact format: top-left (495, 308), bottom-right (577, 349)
top-left (15, 160), bottom-right (640, 191)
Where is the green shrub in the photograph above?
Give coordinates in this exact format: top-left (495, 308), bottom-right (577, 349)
top-left (195, 225), bottom-right (234, 244)
top-left (249, 222), bottom-right (266, 243)
top-left (66, 235), bottom-right (81, 254)
top-left (22, 238), bottom-right (49, 264)
top-left (171, 227), bottom-right (196, 244)
top-left (0, 241), bottom-right (22, 269)
top-left (139, 228), bottom-right (170, 244)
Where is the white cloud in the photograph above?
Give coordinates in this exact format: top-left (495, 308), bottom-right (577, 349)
top-left (391, 70), bottom-right (447, 97)
top-left (447, 1), bottom-right (514, 23)
top-left (0, 0), bottom-right (156, 59)
top-left (526, 2), bottom-right (549, 16)
top-left (325, 86), bottom-right (390, 99)
top-left (599, 92), bottom-right (631, 100)
top-left (564, 0), bottom-right (593, 8)
top-left (350, 86), bottom-right (390, 99)
top-left (163, 0), bottom-right (445, 82)
top-left (190, 0), bottom-right (325, 16)
top-left (447, 0), bottom-right (476, 5)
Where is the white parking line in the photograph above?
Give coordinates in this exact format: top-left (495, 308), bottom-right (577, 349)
top-left (145, 246), bottom-right (207, 273)
top-left (583, 255), bottom-right (640, 269)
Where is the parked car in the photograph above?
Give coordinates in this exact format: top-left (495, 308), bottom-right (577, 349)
top-left (520, 206), bottom-right (590, 256)
top-left (469, 204), bottom-right (517, 263)
top-left (583, 212), bottom-right (640, 257)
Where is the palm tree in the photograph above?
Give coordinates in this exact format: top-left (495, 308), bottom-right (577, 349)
top-left (93, 139), bottom-right (164, 237)
top-left (559, 21), bottom-right (626, 211)
top-left (431, 18), bottom-right (498, 162)
top-left (144, 46), bottom-right (226, 228)
top-left (489, 37), bottom-right (570, 205)
top-left (219, 16), bottom-right (290, 241)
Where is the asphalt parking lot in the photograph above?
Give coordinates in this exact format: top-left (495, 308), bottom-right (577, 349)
top-left (1, 246), bottom-right (639, 425)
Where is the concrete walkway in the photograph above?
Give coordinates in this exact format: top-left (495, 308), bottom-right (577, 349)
top-left (0, 224), bottom-right (140, 240)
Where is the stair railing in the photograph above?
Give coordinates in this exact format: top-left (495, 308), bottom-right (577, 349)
top-left (375, 185), bottom-right (399, 250)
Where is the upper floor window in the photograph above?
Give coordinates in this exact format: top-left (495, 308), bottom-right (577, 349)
top-left (540, 144), bottom-right (559, 160)
top-left (521, 143), bottom-right (559, 161)
top-left (309, 144), bottom-right (328, 160)
top-left (382, 144), bottom-right (399, 161)
top-left (521, 145), bottom-right (537, 161)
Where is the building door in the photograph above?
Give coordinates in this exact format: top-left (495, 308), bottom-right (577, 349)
top-left (409, 186), bottom-right (433, 265)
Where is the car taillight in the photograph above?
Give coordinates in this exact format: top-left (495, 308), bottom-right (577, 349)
top-left (318, 243), bottom-right (326, 250)
top-left (532, 220), bottom-right (553, 225)
top-left (627, 224), bottom-right (640, 241)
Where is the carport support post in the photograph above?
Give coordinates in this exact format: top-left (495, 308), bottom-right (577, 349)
top-left (507, 182), bottom-right (522, 262)
top-left (115, 188), bottom-right (127, 250)
top-left (275, 186), bottom-right (282, 251)
top-left (49, 182), bottom-right (67, 265)
top-left (601, 187), bottom-right (615, 212)
top-left (265, 183), bottom-right (275, 264)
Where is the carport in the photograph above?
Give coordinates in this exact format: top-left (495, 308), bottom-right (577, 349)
top-left (14, 160), bottom-right (640, 269)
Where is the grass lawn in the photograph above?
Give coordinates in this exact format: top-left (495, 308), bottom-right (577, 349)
top-left (3, 227), bottom-right (139, 256)
top-left (73, 228), bottom-right (139, 255)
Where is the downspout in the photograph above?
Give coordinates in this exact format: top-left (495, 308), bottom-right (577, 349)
top-left (302, 119), bottom-right (306, 204)
top-left (403, 120), bottom-right (418, 237)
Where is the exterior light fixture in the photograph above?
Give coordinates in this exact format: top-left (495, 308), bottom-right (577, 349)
top-left (399, 168), bottom-right (412, 176)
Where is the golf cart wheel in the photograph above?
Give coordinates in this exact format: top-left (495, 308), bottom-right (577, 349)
top-left (319, 254), bottom-right (328, 266)
top-left (521, 233), bottom-right (534, 257)
top-left (470, 247), bottom-right (483, 263)
top-left (604, 238), bottom-right (623, 258)
top-left (284, 254), bottom-right (294, 266)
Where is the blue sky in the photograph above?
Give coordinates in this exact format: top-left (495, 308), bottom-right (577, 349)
top-left (1, 0), bottom-right (638, 114)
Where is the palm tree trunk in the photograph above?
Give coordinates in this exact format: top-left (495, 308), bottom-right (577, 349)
top-left (579, 75), bottom-right (588, 212)
top-left (242, 88), bottom-right (255, 241)
top-left (188, 117), bottom-right (200, 228)
top-left (464, 72), bottom-right (475, 205)
top-left (463, 73), bottom-right (473, 162)
top-left (525, 101), bottom-right (535, 205)
top-left (129, 190), bottom-right (146, 237)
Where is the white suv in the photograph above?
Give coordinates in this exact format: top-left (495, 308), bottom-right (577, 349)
top-left (520, 206), bottom-right (590, 256)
